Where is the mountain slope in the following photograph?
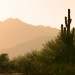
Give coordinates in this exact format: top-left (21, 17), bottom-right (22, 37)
top-left (0, 18), bottom-right (59, 49)
top-left (0, 18), bottom-right (59, 58)
top-left (1, 36), bottom-right (56, 58)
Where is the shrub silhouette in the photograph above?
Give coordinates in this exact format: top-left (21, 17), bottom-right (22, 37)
top-left (0, 53), bottom-right (9, 73)
top-left (41, 9), bottom-right (75, 75)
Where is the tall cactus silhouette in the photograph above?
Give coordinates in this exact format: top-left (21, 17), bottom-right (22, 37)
top-left (61, 9), bottom-right (75, 45)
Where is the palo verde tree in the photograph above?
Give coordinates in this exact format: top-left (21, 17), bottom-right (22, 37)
top-left (41, 9), bottom-right (75, 75)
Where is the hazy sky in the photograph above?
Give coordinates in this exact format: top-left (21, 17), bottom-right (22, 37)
top-left (0, 0), bottom-right (75, 28)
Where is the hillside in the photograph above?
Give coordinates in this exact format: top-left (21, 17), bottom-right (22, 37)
top-left (0, 18), bottom-right (59, 58)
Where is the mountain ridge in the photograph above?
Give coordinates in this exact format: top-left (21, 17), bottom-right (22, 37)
top-left (0, 18), bottom-right (59, 58)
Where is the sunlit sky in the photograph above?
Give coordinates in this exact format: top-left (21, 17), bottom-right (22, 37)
top-left (0, 0), bottom-right (75, 28)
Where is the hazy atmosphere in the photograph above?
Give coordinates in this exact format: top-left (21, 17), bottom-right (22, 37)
top-left (0, 0), bottom-right (75, 75)
top-left (0, 0), bottom-right (75, 28)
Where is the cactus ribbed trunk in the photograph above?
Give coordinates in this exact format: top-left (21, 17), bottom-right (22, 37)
top-left (67, 9), bottom-right (71, 36)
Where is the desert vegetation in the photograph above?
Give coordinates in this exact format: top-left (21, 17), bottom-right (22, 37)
top-left (0, 9), bottom-right (75, 75)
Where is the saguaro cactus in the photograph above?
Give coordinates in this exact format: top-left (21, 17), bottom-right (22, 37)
top-left (65, 9), bottom-right (72, 36)
top-left (61, 9), bottom-right (75, 45)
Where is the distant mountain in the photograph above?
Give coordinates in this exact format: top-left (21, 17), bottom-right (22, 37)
top-left (0, 18), bottom-right (59, 58)
top-left (1, 36), bottom-right (54, 58)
